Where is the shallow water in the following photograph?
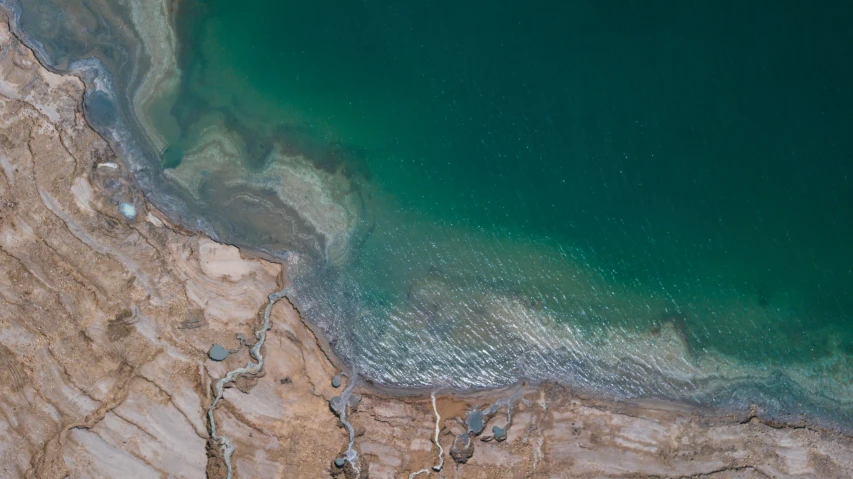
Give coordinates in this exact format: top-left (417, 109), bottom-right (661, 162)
top-left (8, 0), bottom-right (853, 424)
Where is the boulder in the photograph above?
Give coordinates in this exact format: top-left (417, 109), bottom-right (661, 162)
top-left (450, 434), bottom-right (475, 464)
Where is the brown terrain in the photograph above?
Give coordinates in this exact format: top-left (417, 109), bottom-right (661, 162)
top-left (1, 13), bottom-right (852, 479)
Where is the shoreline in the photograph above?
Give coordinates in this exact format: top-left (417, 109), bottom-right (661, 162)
top-left (6, 0), bottom-right (853, 422)
top-left (2, 0), bottom-right (852, 428)
top-left (2, 7), bottom-right (853, 478)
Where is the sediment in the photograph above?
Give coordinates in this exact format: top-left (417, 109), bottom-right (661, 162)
top-left (1, 11), bottom-right (853, 479)
top-left (3, 0), bottom-right (366, 267)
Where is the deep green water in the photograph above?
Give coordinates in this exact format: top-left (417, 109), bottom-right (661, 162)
top-left (165, 1), bottom-right (853, 412)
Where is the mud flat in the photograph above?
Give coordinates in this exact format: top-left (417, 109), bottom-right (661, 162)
top-left (1, 12), bottom-right (853, 479)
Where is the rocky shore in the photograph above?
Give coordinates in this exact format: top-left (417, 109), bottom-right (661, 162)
top-left (1, 13), bottom-right (853, 479)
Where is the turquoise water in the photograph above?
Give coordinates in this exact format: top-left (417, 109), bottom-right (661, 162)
top-left (161, 2), bottom-right (853, 414)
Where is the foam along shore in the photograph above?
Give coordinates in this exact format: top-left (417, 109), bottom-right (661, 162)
top-left (3, 9), bottom-right (853, 479)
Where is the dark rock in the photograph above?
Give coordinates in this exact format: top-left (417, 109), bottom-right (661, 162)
top-left (207, 344), bottom-right (229, 361)
top-left (233, 374), bottom-right (258, 394)
top-left (332, 374), bottom-right (342, 388)
top-left (178, 310), bottom-right (206, 330)
top-left (330, 396), bottom-right (344, 416)
top-left (205, 437), bottom-right (228, 479)
top-left (450, 434), bottom-right (475, 464)
top-left (344, 458), bottom-right (367, 479)
top-left (330, 453), bottom-right (369, 479)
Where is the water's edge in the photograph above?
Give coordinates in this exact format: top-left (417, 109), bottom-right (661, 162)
top-left (4, 0), bottom-right (853, 437)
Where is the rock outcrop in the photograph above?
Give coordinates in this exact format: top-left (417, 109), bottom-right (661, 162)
top-left (1, 12), bottom-right (853, 479)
